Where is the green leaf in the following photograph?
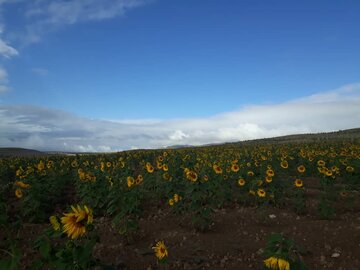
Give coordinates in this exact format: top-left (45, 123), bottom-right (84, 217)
top-left (39, 238), bottom-right (51, 259)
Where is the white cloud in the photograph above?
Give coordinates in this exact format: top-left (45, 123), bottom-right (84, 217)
top-left (0, 84), bottom-right (9, 92)
top-left (169, 130), bottom-right (190, 141)
top-left (19, 0), bottom-right (151, 44)
top-left (0, 66), bottom-right (9, 92)
top-left (0, 83), bottom-right (360, 152)
top-left (0, 38), bottom-right (18, 58)
top-left (0, 66), bottom-right (7, 81)
top-left (31, 68), bottom-right (49, 76)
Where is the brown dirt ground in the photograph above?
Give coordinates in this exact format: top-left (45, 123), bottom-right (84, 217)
top-left (17, 204), bottom-right (360, 269)
top-left (10, 177), bottom-right (360, 269)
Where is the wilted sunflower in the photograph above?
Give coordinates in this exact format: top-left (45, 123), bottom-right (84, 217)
top-left (294, 179), bottom-right (303, 188)
top-left (152, 240), bottom-right (168, 260)
top-left (61, 205), bottom-right (93, 239)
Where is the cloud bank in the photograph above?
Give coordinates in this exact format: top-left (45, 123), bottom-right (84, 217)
top-left (1, 84), bottom-right (360, 152)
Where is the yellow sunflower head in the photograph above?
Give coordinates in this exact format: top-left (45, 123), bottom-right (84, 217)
top-left (280, 160), bottom-right (288, 169)
top-left (152, 240), bottom-right (168, 260)
top-left (257, 188), bottom-right (266, 197)
top-left (15, 188), bottom-right (23, 198)
top-left (231, 164), bottom-right (240, 172)
top-left (294, 179), bottom-right (303, 188)
top-left (238, 178), bottom-right (246, 186)
top-left (61, 205), bottom-right (93, 239)
top-left (297, 165), bottom-right (306, 173)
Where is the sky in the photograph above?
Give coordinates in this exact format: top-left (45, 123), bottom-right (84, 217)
top-left (0, 0), bottom-right (360, 151)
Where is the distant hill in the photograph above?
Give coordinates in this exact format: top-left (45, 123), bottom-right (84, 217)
top-left (229, 128), bottom-right (360, 146)
top-left (0, 148), bottom-right (48, 157)
top-left (1, 128), bottom-right (359, 157)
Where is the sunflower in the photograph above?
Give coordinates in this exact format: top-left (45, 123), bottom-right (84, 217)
top-left (15, 181), bottom-right (30, 189)
top-left (247, 170), bottom-right (254, 177)
top-left (162, 164), bottom-right (169, 172)
top-left (238, 178), bottom-right (246, 186)
top-left (266, 169), bottom-right (275, 177)
top-left (168, 198), bottom-right (174, 206)
top-left (173, 194), bottom-right (181, 202)
top-left (152, 241), bottom-right (168, 260)
top-left (100, 162), bottom-right (105, 172)
top-left (37, 160), bottom-right (45, 172)
top-left (15, 188), bottom-right (23, 198)
top-left (127, 176), bottom-right (135, 188)
top-left (317, 160), bottom-right (326, 167)
top-left (278, 258), bottom-right (290, 270)
top-left (186, 170), bottom-right (198, 182)
top-left (49, 215), bottom-right (61, 231)
top-left (264, 256), bottom-right (290, 270)
top-left (257, 189), bottom-right (266, 197)
top-left (213, 164), bottom-right (223, 174)
top-left (325, 169), bottom-right (333, 177)
top-left (264, 256), bottom-right (278, 269)
top-left (136, 175), bottom-right (143, 185)
top-left (71, 160), bottom-right (78, 168)
top-left (203, 175), bottom-right (209, 182)
top-left (47, 160), bottom-right (54, 169)
top-left (265, 176), bottom-right (273, 183)
top-left (339, 191), bottom-right (348, 198)
top-left (346, 166), bottom-right (354, 173)
top-left (280, 160), bottom-right (288, 169)
top-left (146, 162), bottom-right (154, 173)
top-left (231, 164), bottom-right (240, 172)
top-left (294, 179), bottom-right (303, 188)
top-left (61, 205), bottom-right (93, 239)
top-left (162, 172), bottom-right (172, 181)
top-left (297, 165), bottom-right (306, 173)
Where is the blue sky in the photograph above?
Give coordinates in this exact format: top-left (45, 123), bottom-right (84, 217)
top-left (0, 0), bottom-right (360, 151)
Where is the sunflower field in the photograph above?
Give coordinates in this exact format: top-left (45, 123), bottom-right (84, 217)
top-left (1, 139), bottom-right (360, 269)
